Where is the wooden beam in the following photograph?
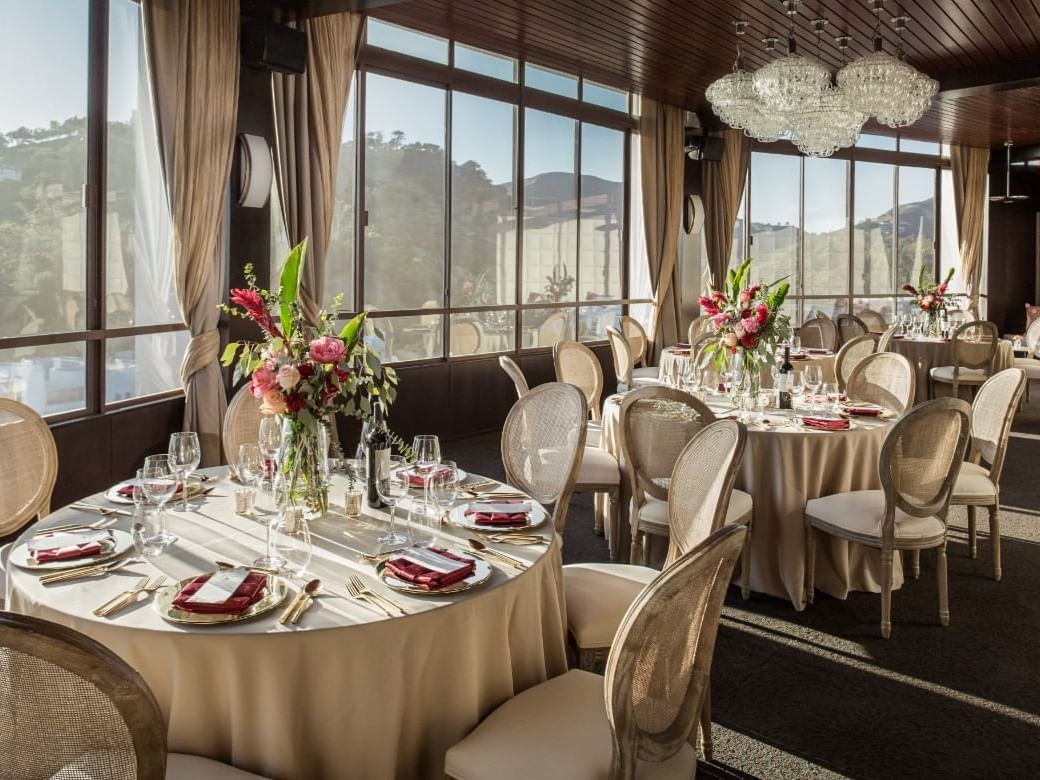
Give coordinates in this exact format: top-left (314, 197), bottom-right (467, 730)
top-left (938, 59), bottom-right (1040, 100)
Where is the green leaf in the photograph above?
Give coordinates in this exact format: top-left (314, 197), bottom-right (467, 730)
top-left (278, 239), bottom-right (308, 337)
top-left (339, 311), bottom-right (367, 346)
top-left (220, 341), bottom-right (240, 367)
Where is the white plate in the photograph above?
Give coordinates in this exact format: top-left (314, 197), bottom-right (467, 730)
top-left (378, 548), bottom-right (492, 595)
top-left (9, 528), bottom-right (134, 571)
top-left (104, 480), bottom-right (204, 505)
top-left (449, 500), bottom-right (548, 532)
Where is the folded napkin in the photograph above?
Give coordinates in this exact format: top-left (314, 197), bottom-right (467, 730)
top-left (670, 349), bottom-right (691, 357)
top-left (842, 402), bottom-right (884, 416)
top-left (385, 547), bottom-right (475, 591)
top-left (674, 342), bottom-right (690, 349)
top-left (806, 348), bottom-right (831, 355)
top-left (465, 499), bottom-right (532, 527)
top-left (801, 417), bottom-right (850, 431)
top-left (790, 353), bottom-right (808, 360)
top-left (406, 467), bottom-right (453, 488)
top-left (30, 530), bottom-right (106, 563)
top-left (892, 334), bottom-right (906, 340)
top-left (172, 572), bottom-right (268, 615)
top-left (117, 480), bottom-right (186, 499)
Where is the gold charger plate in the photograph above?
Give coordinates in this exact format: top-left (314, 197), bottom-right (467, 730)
top-left (448, 501), bottom-right (547, 533)
top-left (11, 529), bottom-right (132, 572)
top-left (376, 548), bottom-right (492, 595)
top-left (105, 480), bottom-right (206, 506)
top-left (154, 573), bottom-right (290, 625)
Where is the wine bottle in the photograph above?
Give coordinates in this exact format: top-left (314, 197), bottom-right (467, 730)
top-left (365, 400), bottom-right (390, 508)
top-left (777, 345), bottom-right (794, 410)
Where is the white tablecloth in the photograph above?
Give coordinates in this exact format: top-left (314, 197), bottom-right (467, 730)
top-left (7, 470), bottom-right (567, 780)
top-left (658, 346), bottom-right (836, 389)
top-left (601, 393), bottom-right (901, 609)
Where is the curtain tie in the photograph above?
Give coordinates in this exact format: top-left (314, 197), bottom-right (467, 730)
top-left (180, 328), bottom-right (221, 388)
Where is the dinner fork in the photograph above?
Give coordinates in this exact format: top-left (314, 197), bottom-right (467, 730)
top-left (94, 575), bottom-right (168, 618)
top-left (39, 557), bottom-right (138, 585)
top-left (347, 575), bottom-right (406, 617)
top-left (69, 503), bottom-right (133, 518)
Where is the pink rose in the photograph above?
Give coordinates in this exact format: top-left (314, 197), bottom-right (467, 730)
top-left (723, 332), bottom-right (739, 348)
top-left (741, 316), bottom-right (759, 335)
top-left (712, 312), bottom-right (729, 328)
top-left (277, 364), bottom-right (301, 391)
top-left (249, 366), bottom-right (278, 398)
top-left (922, 294), bottom-right (935, 307)
top-left (738, 289), bottom-right (753, 305)
top-left (259, 389), bottom-right (287, 416)
top-left (309, 336), bottom-right (347, 365)
top-left (734, 322), bottom-right (746, 338)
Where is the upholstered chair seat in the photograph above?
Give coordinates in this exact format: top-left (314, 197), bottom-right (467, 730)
top-left (806, 490), bottom-right (947, 547)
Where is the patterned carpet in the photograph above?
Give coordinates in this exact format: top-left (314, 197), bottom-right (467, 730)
top-left (448, 393), bottom-right (1040, 779)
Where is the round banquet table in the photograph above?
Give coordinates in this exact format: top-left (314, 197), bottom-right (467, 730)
top-left (6, 470), bottom-right (567, 780)
top-left (657, 345), bottom-right (837, 389)
top-left (600, 393), bottom-right (902, 610)
top-left (888, 336), bottom-right (953, 405)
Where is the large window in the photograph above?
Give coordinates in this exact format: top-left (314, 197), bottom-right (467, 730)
top-left (277, 20), bottom-right (640, 363)
top-left (731, 145), bottom-right (966, 326)
top-left (0, 0), bottom-right (184, 417)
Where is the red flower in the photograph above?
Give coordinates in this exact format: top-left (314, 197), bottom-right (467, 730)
top-left (230, 288), bottom-right (282, 338)
top-left (711, 291), bottom-right (728, 304)
top-left (902, 284), bottom-right (917, 295)
top-left (335, 367), bottom-right (352, 383)
top-left (285, 392), bottom-right (306, 413)
top-left (321, 376), bottom-right (339, 407)
top-left (740, 334), bottom-right (757, 349)
top-left (755, 303), bottom-right (769, 324)
top-left (297, 363), bottom-right (315, 379)
top-left (938, 283), bottom-right (948, 294)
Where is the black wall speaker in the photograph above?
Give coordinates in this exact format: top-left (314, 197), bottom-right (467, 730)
top-left (242, 16), bottom-right (307, 74)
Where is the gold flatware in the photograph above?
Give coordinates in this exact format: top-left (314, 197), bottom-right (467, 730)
top-left (357, 547), bottom-right (410, 564)
top-left (290, 579), bottom-right (322, 624)
top-left (94, 575), bottom-right (168, 618)
top-left (346, 577), bottom-right (394, 617)
top-left (347, 575), bottom-right (406, 616)
top-left (68, 504), bottom-right (133, 518)
top-left (215, 560), bottom-right (282, 576)
top-left (39, 557), bottom-right (137, 585)
top-left (279, 578), bottom-right (321, 625)
top-left (467, 538), bottom-right (529, 570)
top-left (474, 531), bottom-right (546, 546)
top-left (461, 479), bottom-right (498, 492)
top-left (40, 517), bottom-right (118, 535)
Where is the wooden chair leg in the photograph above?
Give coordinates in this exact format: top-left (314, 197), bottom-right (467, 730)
top-left (699, 679), bottom-right (713, 761)
top-left (937, 542), bottom-right (950, 627)
top-left (629, 528), bottom-right (642, 566)
top-left (881, 548), bottom-right (894, 639)
top-left (967, 505), bottom-right (977, 559)
top-left (593, 490), bottom-right (605, 536)
top-left (804, 525), bottom-right (817, 606)
top-left (911, 549), bottom-right (920, 579)
top-left (740, 524), bottom-right (752, 600)
top-left (641, 532), bottom-right (651, 566)
top-left (988, 505), bottom-right (1002, 581)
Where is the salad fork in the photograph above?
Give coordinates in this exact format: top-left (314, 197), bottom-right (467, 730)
top-left (94, 575), bottom-right (168, 618)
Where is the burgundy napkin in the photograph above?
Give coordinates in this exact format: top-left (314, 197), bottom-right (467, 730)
top-left (31, 533), bottom-right (104, 563)
top-left (790, 353), bottom-right (808, 360)
top-left (670, 349), bottom-right (691, 356)
top-left (842, 404), bottom-right (884, 416)
top-left (172, 572), bottom-right (268, 615)
top-left (892, 334), bottom-right (906, 340)
top-left (806, 348), bottom-right (831, 355)
top-left (117, 480), bottom-right (186, 498)
top-left (465, 499), bottom-right (530, 527)
top-left (385, 547), bottom-right (476, 591)
top-left (406, 467), bottom-right (453, 488)
top-left (801, 417), bottom-right (850, 431)
top-left (674, 342), bottom-right (691, 349)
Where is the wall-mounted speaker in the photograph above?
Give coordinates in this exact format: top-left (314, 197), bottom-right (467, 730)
top-left (242, 16), bottom-right (307, 74)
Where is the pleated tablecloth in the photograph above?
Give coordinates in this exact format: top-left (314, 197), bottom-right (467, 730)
top-left (7, 469), bottom-right (567, 780)
top-left (601, 393), bottom-right (901, 609)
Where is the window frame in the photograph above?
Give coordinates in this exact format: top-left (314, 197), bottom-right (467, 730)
top-left (0, 0), bottom-right (189, 421)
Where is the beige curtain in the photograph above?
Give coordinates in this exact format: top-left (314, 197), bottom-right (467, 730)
top-left (950, 144), bottom-right (990, 319)
top-left (640, 97), bottom-right (685, 359)
top-left (143, 0), bottom-right (240, 465)
top-left (272, 13), bottom-right (364, 324)
top-left (702, 127), bottom-right (751, 291)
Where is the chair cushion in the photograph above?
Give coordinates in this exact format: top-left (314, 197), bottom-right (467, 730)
top-left (587, 421), bottom-right (603, 448)
top-left (564, 563), bottom-right (657, 648)
top-left (929, 365), bottom-right (988, 384)
top-left (806, 490), bottom-right (946, 547)
top-left (0, 541), bottom-right (9, 605)
top-left (444, 669), bottom-right (697, 780)
top-left (951, 461), bottom-right (996, 503)
top-left (1013, 358), bottom-right (1040, 379)
top-left (633, 366), bottom-right (661, 380)
top-left (166, 754), bottom-right (271, 779)
top-left (638, 490), bottom-right (753, 533)
top-left (577, 446), bottom-right (621, 487)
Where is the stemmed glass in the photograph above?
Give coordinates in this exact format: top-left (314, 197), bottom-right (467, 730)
top-left (141, 454), bottom-right (178, 546)
top-left (168, 432), bottom-right (201, 512)
top-left (258, 416), bottom-right (282, 488)
top-left (789, 371), bottom-right (804, 411)
top-left (804, 365), bottom-right (823, 413)
top-left (255, 474), bottom-right (290, 569)
top-left (430, 460), bottom-right (459, 522)
top-left (824, 382), bottom-right (842, 412)
top-left (411, 434), bottom-right (441, 505)
top-left (236, 443), bottom-right (263, 515)
top-left (376, 455), bottom-right (410, 545)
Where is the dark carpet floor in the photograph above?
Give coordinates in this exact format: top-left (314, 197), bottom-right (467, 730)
top-left (447, 395), bottom-right (1040, 779)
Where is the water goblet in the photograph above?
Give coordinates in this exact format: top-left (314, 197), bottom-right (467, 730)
top-left (411, 434), bottom-right (441, 504)
top-left (274, 507), bottom-right (313, 577)
top-left (824, 382), bottom-right (842, 411)
top-left (791, 336), bottom-right (802, 354)
top-left (258, 416), bottom-right (283, 487)
top-left (430, 460), bottom-right (459, 521)
top-left (789, 371), bottom-right (805, 410)
top-left (804, 365), bottom-right (823, 412)
top-left (141, 454), bottom-right (178, 546)
top-left (409, 502), bottom-right (441, 548)
top-left (376, 455), bottom-right (410, 545)
top-left (168, 431), bottom-right (201, 512)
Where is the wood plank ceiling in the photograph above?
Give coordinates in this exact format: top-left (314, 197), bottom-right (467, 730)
top-left (363, 0), bottom-right (1040, 149)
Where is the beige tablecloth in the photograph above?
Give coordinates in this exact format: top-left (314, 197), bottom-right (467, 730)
top-left (658, 346), bottom-right (836, 389)
top-left (601, 393), bottom-right (900, 609)
top-left (887, 337), bottom-right (1013, 405)
top-left (7, 470), bottom-right (566, 780)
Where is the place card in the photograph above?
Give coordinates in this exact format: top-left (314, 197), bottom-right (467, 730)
top-left (399, 547), bottom-right (472, 574)
top-left (29, 529), bottom-right (110, 553)
top-left (467, 501), bottom-right (533, 515)
top-left (187, 567), bottom-right (251, 605)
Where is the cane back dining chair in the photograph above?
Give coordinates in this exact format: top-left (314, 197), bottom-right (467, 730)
top-left (620, 315), bottom-right (650, 368)
top-left (950, 368), bottom-right (1026, 581)
top-left (498, 355), bottom-right (529, 399)
top-left (1013, 317), bottom-right (1040, 401)
top-left (857, 308), bottom-right (888, 333)
top-left (449, 320), bottom-right (483, 356)
top-left (554, 340), bottom-right (605, 422)
top-left (845, 351), bottom-right (916, 414)
top-left (835, 313), bottom-right (868, 347)
top-left (688, 314), bottom-right (713, 346)
top-left (501, 382), bottom-right (587, 535)
top-left (607, 327), bottom-right (660, 392)
top-left (619, 387), bottom-right (754, 589)
top-left (804, 398), bottom-right (972, 638)
top-left (877, 324), bottom-right (900, 352)
top-left (0, 611), bottom-right (269, 780)
top-left (799, 314), bottom-right (838, 352)
top-left (222, 384), bottom-right (265, 466)
top-left (929, 319), bottom-right (999, 400)
top-left (834, 333), bottom-right (879, 393)
top-left (445, 524), bottom-right (747, 780)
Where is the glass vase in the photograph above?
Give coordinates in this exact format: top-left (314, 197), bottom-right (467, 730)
top-left (731, 349), bottom-right (761, 413)
top-left (278, 416), bottom-right (331, 516)
top-left (926, 309), bottom-right (942, 338)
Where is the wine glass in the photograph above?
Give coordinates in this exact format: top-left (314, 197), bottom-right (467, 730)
top-left (255, 474), bottom-right (290, 569)
top-left (789, 371), bottom-right (804, 410)
top-left (430, 460), bottom-right (459, 520)
top-left (804, 366), bottom-right (823, 412)
top-left (824, 382), bottom-right (842, 411)
top-left (236, 443), bottom-right (263, 516)
top-left (411, 434), bottom-right (441, 504)
top-left (375, 455), bottom-right (410, 545)
top-left (168, 432), bottom-right (201, 512)
top-left (141, 454), bottom-right (178, 546)
top-left (275, 509), bottom-right (313, 576)
top-left (791, 336), bottom-right (802, 354)
top-left (258, 416), bottom-right (283, 488)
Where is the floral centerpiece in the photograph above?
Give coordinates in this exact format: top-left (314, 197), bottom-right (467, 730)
top-left (221, 239), bottom-right (398, 514)
top-left (698, 258), bottom-right (791, 399)
top-left (902, 267), bottom-right (960, 336)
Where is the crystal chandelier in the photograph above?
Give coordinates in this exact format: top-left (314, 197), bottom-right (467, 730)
top-left (789, 32), bottom-right (866, 157)
top-left (703, 21), bottom-right (758, 130)
top-left (740, 38), bottom-right (792, 143)
top-left (837, 4), bottom-right (937, 128)
top-left (752, 1), bottom-right (831, 114)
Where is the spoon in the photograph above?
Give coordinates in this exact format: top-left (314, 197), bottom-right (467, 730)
top-left (467, 538), bottom-right (528, 570)
top-left (288, 579), bottom-right (322, 624)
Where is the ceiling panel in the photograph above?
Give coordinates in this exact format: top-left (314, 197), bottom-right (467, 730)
top-left (355, 0), bottom-right (1040, 148)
